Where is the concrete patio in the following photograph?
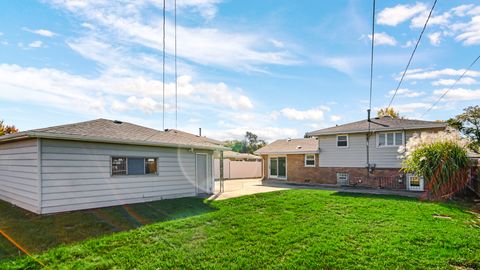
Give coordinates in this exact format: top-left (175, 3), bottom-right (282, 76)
top-left (210, 178), bottom-right (422, 201)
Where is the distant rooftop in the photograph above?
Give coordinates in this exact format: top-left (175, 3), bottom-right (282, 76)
top-left (254, 138), bottom-right (319, 155)
top-left (0, 118), bottom-right (228, 150)
top-left (307, 116), bottom-right (446, 136)
top-left (223, 150), bottom-right (261, 160)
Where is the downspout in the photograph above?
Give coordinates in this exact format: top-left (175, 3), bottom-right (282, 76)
top-left (366, 109), bottom-right (372, 176)
top-left (219, 150), bottom-right (224, 193)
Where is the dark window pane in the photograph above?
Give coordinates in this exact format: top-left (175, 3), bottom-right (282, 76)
top-left (112, 157), bottom-right (127, 175)
top-left (278, 157), bottom-right (286, 177)
top-left (128, 158), bottom-right (145, 175)
top-left (145, 158), bottom-right (157, 174)
top-left (337, 136), bottom-right (348, 147)
top-left (270, 158), bottom-right (278, 176)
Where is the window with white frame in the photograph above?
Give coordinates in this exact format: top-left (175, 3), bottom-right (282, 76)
top-left (111, 157), bottom-right (158, 176)
top-left (336, 135), bottom-right (348, 148)
top-left (305, 154), bottom-right (316, 167)
top-left (377, 132), bottom-right (403, 147)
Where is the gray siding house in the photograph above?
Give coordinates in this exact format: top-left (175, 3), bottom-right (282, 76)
top-left (257, 116), bottom-right (447, 191)
top-left (0, 119), bottom-right (227, 214)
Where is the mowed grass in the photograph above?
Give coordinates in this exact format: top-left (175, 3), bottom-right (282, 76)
top-left (1, 189), bottom-right (480, 269)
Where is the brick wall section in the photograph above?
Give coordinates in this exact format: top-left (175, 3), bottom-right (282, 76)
top-left (262, 154), bottom-right (405, 189)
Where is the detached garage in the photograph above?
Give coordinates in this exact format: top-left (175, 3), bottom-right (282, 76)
top-left (0, 119), bottom-right (227, 214)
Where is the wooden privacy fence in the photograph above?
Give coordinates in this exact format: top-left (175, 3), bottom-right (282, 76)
top-left (214, 159), bottom-right (262, 179)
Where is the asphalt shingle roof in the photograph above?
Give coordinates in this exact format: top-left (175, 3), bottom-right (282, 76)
top-left (307, 116), bottom-right (446, 136)
top-left (222, 150), bottom-right (261, 160)
top-left (0, 119), bottom-right (227, 150)
top-left (254, 138), bottom-right (319, 155)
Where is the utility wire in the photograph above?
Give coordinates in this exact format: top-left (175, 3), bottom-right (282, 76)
top-left (175, 0), bottom-right (178, 129)
top-left (421, 54), bottom-right (480, 117)
top-left (162, 0), bottom-right (166, 130)
top-left (387, 0), bottom-right (437, 109)
top-left (368, 0), bottom-right (375, 114)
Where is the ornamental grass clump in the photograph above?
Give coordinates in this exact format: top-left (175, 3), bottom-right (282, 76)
top-left (399, 129), bottom-right (471, 200)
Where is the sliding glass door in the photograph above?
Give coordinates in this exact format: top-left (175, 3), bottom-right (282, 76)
top-left (269, 156), bottom-right (286, 179)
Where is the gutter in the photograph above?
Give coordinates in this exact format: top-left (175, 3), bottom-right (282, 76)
top-left (306, 125), bottom-right (446, 137)
top-left (0, 132), bottom-right (229, 151)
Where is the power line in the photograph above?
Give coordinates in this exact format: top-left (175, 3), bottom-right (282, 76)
top-left (421, 54), bottom-right (480, 117)
top-left (387, 0), bottom-right (437, 109)
top-left (368, 0), bottom-right (375, 113)
top-left (162, 0), bottom-right (166, 130)
top-left (175, 0), bottom-right (178, 129)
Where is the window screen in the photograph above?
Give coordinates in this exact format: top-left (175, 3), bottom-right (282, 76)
top-left (386, 133), bottom-right (394, 145)
top-left (112, 157), bottom-right (127, 175)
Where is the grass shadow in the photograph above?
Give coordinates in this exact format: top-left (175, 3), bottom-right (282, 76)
top-left (331, 191), bottom-right (474, 212)
top-left (0, 197), bottom-right (217, 261)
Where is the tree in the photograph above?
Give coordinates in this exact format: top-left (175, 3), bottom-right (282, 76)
top-left (399, 130), bottom-right (471, 200)
top-left (224, 132), bottom-right (266, 154)
top-left (447, 105), bottom-right (480, 153)
top-left (0, 120), bottom-right (19, 136)
top-left (377, 107), bottom-right (400, 118)
top-left (245, 131), bottom-right (266, 154)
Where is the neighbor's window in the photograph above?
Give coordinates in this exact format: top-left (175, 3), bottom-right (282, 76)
top-left (336, 135), bottom-right (348, 147)
top-left (111, 157), bottom-right (157, 176)
top-left (305, 154), bottom-right (316, 167)
top-left (378, 132), bottom-right (403, 147)
top-left (112, 157), bottom-right (127, 175)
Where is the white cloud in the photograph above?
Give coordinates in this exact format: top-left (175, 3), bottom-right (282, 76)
top-left (330, 115), bottom-right (342, 122)
top-left (432, 77), bottom-right (476, 86)
top-left (377, 3), bottom-right (427, 26)
top-left (209, 126), bottom-right (299, 142)
top-left (46, 0), bottom-right (298, 72)
top-left (389, 103), bottom-right (431, 113)
top-left (433, 88), bottom-right (480, 101)
top-left (403, 68), bottom-right (480, 80)
top-left (387, 88), bottom-right (425, 98)
top-left (0, 64), bottom-right (254, 115)
top-left (280, 108), bottom-right (325, 121)
top-left (23, 28), bottom-right (57, 37)
top-left (452, 5), bottom-right (475, 17)
top-left (28, 40), bottom-right (43, 48)
top-left (171, 0), bottom-right (222, 20)
top-left (411, 11), bottom-right (451, 28)
top-left (368, 32), bottom-right (397, 46)
top-left (454, 15), bottom-right (480, 45)
top-left (428, 32), bottom-right (441, 46)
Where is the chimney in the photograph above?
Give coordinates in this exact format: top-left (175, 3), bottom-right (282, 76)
top-left (367, 109), bottom-right (371, 122)
top-left (199, 128), bottom-right (202, 136)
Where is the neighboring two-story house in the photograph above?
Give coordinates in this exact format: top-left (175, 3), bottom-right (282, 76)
top-left (255, 116), bottom-right (447, 191)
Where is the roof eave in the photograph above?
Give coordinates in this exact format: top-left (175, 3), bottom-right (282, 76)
top-left (307, 125), bottom-right (446, 136)
top-left (0, 132), bottom-right (229, 151)
top-left (254, 150), bottom-right (319, 155)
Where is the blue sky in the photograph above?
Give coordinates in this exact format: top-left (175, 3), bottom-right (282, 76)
top-left (0, 0), bottom-right (479, 141)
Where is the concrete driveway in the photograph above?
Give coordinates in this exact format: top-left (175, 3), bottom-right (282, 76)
top-left (209, 178), bottom-right (290, 200)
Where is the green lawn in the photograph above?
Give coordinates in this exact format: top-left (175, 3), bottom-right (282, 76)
top-left (1, 190), bottom-right (480, 269)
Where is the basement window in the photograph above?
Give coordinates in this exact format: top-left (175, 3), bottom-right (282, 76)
top-left (111, 157), bottom-right (158, 176)
top-left (305, 154), bottom-right (316, 167)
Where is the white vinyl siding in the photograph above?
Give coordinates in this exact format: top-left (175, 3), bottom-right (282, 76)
top-left (0, 139), bottom-right (39, 213)
top-left (40, 139), bottom-right (213, 214)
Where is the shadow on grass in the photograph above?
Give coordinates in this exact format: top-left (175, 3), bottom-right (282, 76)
top-left (331, 191), bottom-right (473, 212)
top-left (0, 197), bottom-right (217, 261)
